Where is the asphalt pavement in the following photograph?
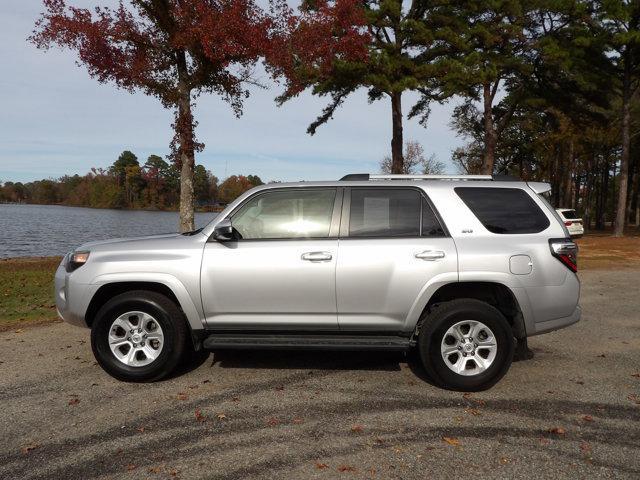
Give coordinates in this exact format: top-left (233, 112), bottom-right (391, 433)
top-left (0, 270), bottom-right (639, 479)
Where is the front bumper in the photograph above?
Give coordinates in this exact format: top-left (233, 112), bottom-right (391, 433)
top-left (54, 262), bottom-right (97, 328)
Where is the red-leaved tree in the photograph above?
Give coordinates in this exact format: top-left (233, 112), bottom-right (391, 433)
top-left (30, 0), bottom-right (271, 231)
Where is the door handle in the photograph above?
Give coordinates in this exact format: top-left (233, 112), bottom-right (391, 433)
top-left (301, 251), bottom-right (332, 262)
top-left (415, 250), bottom-right (445, 261)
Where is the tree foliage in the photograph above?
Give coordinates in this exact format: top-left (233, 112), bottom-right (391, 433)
top-left (30, 0), bottom-right (273, 231)
top-left (0, 151), bottom-right (261, 210)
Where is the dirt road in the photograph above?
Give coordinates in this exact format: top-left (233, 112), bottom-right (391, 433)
top-left (1, 270), bottom-right (639, 479)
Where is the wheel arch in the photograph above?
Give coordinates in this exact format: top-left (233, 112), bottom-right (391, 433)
top-left (84, 275), bottom-right (205, 344)
top-left (414, 281), bottom-right (527, 339)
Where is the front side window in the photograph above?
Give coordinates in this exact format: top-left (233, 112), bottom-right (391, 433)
top-left (349, 188), bottom-right (439, 237)
top-left (455, 187), bottom-right (550, 234)
top-left (231, 189), bottom-right (336, 240)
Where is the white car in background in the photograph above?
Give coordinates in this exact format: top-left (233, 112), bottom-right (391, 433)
top-left (556, 209), bottom-right (584, 238)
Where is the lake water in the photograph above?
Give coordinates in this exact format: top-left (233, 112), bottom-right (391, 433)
top-left (0, 204), bottom-right (217, 258)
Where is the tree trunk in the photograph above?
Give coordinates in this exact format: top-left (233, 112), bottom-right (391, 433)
top-left (562, 140), bottom-right (574, 207)
top-left (390, 92), bottom-right (404, 174)
top-left (177, 80), bottom-right (195, 233)
top-left (627, 148), bottom-right (638, 225)
top-left (481, 83), bottom-right (497, 175)
top-left (613, 54), bottom-right (632, 237)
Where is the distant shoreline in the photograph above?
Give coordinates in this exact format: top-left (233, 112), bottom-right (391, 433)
top-left (0, 201), bottom-right (224, 213)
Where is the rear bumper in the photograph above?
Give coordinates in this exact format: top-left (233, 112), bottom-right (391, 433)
top-left (530, 304), bottom-right (581, 336)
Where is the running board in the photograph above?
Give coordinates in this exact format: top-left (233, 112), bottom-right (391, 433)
top-left (202, 334), bottom-right (415, 352)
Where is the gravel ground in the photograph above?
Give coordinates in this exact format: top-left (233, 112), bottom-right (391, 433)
top-left (0, 270), bottom-right (639, 480)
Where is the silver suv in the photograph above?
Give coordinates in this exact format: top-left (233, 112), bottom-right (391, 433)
top-left (55, 174), bottom-right (581, 391)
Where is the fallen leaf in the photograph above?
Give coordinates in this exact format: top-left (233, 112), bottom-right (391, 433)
top-left (148, 466), bottom-right (162, 473)
top-left (631, 373), bottom-right (640, 378)
top-left (68, 398), bottom-right (80, 406)
top-left (465, 408), bottom-right (482, 416)
top-left (548, 427), bottom-right (566, 435)
top-left (292, 417), bottom-right (304, 424)
top-left (137, 426), bottom-right (145, 433)
top-left (582, 415), bottom-right (594, 422)
top-left (177, 392), bottom-right (189, 401)
top-left (20, 443), bottom-right (39, 455)
top-left (538, 437), bottom-right (550, 446)
top-left (169, 469), bottom-right (178, 476)
top-left (337, 465), bottom-right (356, 472)
top-left (351, 424), bottom-right (364, 433)
top-left (580, 441), bottom-right (591, 453)
top-left (315, 462), bottom-right (329, 469)
top-left (266, 417), bottom-right (280, 426)
top-left (216, 413), bottom-right (227, 420)
top-left (195, 408), bottom-right (207, 423)
top-left (442, 436), bottom-right (461, 446)
top-left (628, 394), bottom-right (640, 405)
top-left (500, 457), bottom-right (509, 464)
top-left (126, 464), bottom-right (137, 471)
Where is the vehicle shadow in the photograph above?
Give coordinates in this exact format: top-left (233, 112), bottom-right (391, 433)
top-left (209, 349), bottom-right (405, 372)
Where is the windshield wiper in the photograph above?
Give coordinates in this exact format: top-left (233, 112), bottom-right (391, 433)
top-left (181, 228), bottom-right (203, 236)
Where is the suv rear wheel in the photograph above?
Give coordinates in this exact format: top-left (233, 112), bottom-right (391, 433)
top-left (417, 299), bottom-right (514, 391)
top-left (91, 290), bottom-right (189, 382)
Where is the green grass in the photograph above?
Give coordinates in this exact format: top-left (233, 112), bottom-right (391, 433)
top-left (0, 257), bottom-right (62, 330)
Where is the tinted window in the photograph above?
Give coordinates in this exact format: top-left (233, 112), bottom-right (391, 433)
top-left (349, 188), bottom-right (428, 237)
top-left (422, 197), bottom-right (446, 237)
top-left (561, 210), bottom-right (578, 219)
top-left (232, 189), bottom-right (336, 239)
top-left (455, 187), bottom-right (550, 234)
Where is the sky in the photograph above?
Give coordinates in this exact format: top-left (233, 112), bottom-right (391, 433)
top-left (0, 0), bottom-right (466, 184)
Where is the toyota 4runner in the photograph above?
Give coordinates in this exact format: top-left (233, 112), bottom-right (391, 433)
top-left (55, 174), bottom-right (581, 391)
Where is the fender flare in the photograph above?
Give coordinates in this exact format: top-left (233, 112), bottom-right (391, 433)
top-left (90, 272), bottom-right (205, 332)
top-left (405, 273), bottom-right (534, 337)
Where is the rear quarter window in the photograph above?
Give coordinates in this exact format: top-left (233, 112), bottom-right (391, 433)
top-left (455, 187), bottom-right (550, 234)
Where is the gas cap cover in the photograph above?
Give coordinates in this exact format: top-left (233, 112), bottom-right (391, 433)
top-left (510, 255), bottom-right (533, 275)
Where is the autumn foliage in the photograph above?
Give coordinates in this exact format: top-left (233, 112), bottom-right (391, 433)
top-left (30, 0), bottom-right (273, 231)
top-left (269, 0), bottom-right (370, 101)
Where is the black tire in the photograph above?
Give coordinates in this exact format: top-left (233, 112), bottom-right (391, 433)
top-left (91, 290), bottom-right (189, 382)
top-left (417, 299), bottom-right (514, 391)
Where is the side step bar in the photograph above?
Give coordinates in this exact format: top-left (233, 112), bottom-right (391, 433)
top-left (202, 334), bottom-right (415, 352)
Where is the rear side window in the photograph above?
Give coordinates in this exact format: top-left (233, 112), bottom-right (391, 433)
top-left (561, 210), bottom-right (578, 219)
top-left (348, 188), bottom-right (445, 237)
top-left (455, 187), bottom-right (550, 234)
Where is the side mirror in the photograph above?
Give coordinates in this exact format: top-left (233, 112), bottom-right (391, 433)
top-left (212, 219), bottom-right (234, 242)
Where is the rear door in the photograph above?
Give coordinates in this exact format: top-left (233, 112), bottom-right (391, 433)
top-left (336, 187), bottom-right (458, 332)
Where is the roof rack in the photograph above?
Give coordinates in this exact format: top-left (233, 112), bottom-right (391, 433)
top-left (339, 174), bottom-right (519, 181)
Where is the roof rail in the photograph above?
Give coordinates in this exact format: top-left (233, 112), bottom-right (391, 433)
top-left (339, 174), bottom-right (522, 181)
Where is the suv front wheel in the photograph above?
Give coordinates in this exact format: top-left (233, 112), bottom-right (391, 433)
top-left (91, 290), bottom-right (189, 382)
top-left (417, 299), bottom-right (514, 391)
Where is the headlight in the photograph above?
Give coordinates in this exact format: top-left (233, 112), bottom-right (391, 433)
top-left (66, 251), bottom-right (90, 272)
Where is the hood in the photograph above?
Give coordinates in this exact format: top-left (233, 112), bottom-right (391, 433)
top-left (74, 232), bottom-right (183, 252)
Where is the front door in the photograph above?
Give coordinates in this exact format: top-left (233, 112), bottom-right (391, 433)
top-left (336, 187), bottom-right (458, 332)
top-left (201, 187), bottom-right (341, 330)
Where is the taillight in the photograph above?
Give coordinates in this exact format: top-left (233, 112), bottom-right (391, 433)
top-left (549, 239), bottom-right (578, 272)
top-left (564, 221), bottom-right (572, 226)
